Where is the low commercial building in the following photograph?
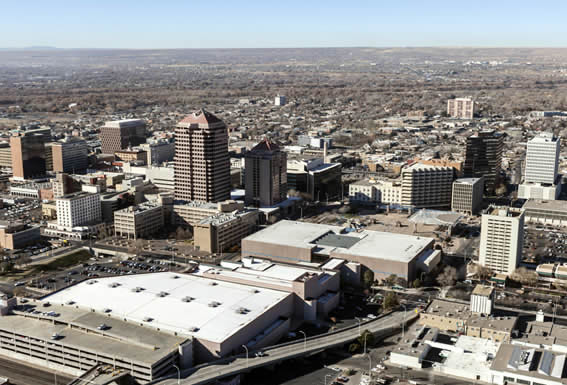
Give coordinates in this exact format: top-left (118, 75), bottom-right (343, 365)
top-left (349, 179), bottom-right (379, 204)
top-left (10, 182), bottom-right (52, 199)
top-left (114, 202), bottom-right (164, 239)
top-left (518, 182), bottom-right (561, 200)
top-left (173, 200), bottom-right (245, 226)
top-left (46, 272), bottom-right (294, 363)
top-left (522, 199), bottom-right (567, 227)
top-left (115, 149), bottom-right (147, 164)
top-left (193, 209), bottom-right (259, 253)
top-left (205, 258), bottom-right (340, 320)
top-left (419, 299), bottom-right (517, 343)
top-left (0, 222), bottom-right (40, 250)
top-left (242, 220), bottom-right (436, 282)
top-left (470, 285), bottom-right (494, 315)
top-left (452, 177), bottom-right (484, 215)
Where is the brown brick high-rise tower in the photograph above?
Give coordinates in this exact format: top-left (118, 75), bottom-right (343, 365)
top-left (174, 109), bottom-right (230, 202)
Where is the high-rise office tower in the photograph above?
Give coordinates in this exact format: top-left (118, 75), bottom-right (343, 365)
top-left (518, 133), bottom-right (561, 200)
top-left (245, 139), bottom-right (287, 207)
top-left (10, 127), bottom-right (51, 180)
top-left (447, 97), bottom-right (475, 119)
top-left (479, 207), bottom-right (524, 275)
top-left (524, 132), bottom-right (560, 184)
top-left (174, 109), bottom-right (230, 202)
top-left (463, 130), bottom-right (504, 194)
top-left (51, 137), bottom-right (89, 173)
top-left (100, 119), bottom-right (146, 154)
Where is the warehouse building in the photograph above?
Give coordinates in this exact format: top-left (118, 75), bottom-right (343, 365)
top-left (241, 220), bottom-right (437, 282)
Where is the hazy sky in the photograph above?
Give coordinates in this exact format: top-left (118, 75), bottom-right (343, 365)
top-left (2, 0), bottom-right (567, 49)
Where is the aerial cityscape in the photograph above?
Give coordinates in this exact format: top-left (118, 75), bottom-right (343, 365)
top-left (2, 2), bottom-right (567, 385)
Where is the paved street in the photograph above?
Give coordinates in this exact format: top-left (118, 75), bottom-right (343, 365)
top-left (0, 357), bottom-right (72, 385)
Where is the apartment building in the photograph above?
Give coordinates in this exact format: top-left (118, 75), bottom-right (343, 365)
top-left (451, 177), bottom-right (484, 215)
top-left (401, 163), bottom-right (454, 209)
top-left (447, 97), bottom-right (475, 119)
top-left (56, 192), bottom-right (102, 228)
top-left (174, 109), bottom-right (231, 202)
top-left (0, 142), bottom-right (11, 169)
top-left (114, 202), bottom-right (164, 239)
top-left (479, 207), bottom-right (524, 275)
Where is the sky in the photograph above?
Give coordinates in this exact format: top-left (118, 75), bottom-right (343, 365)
top-left (2, 0), bottom-right (567, 49)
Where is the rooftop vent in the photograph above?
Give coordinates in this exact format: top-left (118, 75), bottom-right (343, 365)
top-left (188, 326), bottom-right (199, 332)
top-left (251, 289), bottom-right (260, 294)
top-left (143, 317), bottom-right (153, 322)
top-left (181, 296), bottom-right (194, 303)
top-left (236, 307), bottom-right (250, 314)
top-left (208, 301), bottom-right (222, 308)
top-left (131, 287), bottom-right (144, 293)
top-left (209, 282), bottom-right (218, 286)
top-left (104, 308), bottom-right (112, 313)
top-left (172, 275), bottom-right (180, 279)
top-left (86, 280), bottom-right (98, 285)
top-left (66, 300), bottom-right (75, 305)
top-left (109, 282), bottom-right (121, 288)
top-left (157, 291), bottom-right (169, 297)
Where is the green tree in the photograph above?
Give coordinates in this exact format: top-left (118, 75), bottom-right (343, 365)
top-left (412, 278), bottom-right (421, 289)
top-left (383, 292), bottom-right (399, 311)
top-left (384, 274), bottom-right (397, 287)
top-left (363, 270), bottom-right (374, 288)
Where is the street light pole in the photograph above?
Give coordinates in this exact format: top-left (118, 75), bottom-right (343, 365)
top-left (298, 330), bottom-right (307, 352)
top-left (401, 305), bottom-right (407, 339)
top-left (242, 345), bottom-right (249, 368)
top-left (172, 364), bottom-right (180, 384)
top-left (355, 317), bottom-right (362, 336)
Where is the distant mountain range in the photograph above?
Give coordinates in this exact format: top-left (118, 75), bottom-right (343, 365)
top-left (0, 46), bottom-right (58, 50)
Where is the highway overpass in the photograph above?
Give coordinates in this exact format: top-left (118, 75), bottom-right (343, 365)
top-left (152, 309), bottom-right (417, 385)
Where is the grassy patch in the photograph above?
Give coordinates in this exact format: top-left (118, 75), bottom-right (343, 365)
top-left (34, 249), bottom-right (92, 273)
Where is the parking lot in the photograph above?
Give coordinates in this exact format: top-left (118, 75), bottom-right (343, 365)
top-left (24, 256), bottom-right (186, 295)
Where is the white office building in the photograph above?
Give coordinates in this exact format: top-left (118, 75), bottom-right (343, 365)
top-left (479, 207), bottom-right (524, 275)
top-left (56, 192), bottom-right (102, 228)
top-left (524, 133), bottom-right (560, 184)
top-left (519, 133), bottom-right (562, 200)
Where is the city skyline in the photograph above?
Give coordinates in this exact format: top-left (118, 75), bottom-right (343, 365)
top-left (2, 0), bottom-right (567, 49)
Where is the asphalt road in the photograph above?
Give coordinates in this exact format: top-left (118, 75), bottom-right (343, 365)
top-left (0, 357), bottom-right (72, 385)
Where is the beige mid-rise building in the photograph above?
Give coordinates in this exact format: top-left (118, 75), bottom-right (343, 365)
top-left (447, 97), bottom-right (475, 119)
top-left (174, 110), bottom-right (230, 203)
top-left (114, 202), bottom-right (164, 239)
top-left (401, 163), bottom-right (454, 209)
top-left (452, 177), bottom-right (484, 215)
top-left (479, 206), bottom-right (524, 275)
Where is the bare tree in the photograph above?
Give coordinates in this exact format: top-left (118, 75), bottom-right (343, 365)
top-left (437, 266), bottom-right (458, 287)
top-left (511, 267), bottom-right (538, 287)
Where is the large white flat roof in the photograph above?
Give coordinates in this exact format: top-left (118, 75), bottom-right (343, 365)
top-left (243, 220), bottom-right (433, 263)
top-left (45, 272), bottom-right (291, 344)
